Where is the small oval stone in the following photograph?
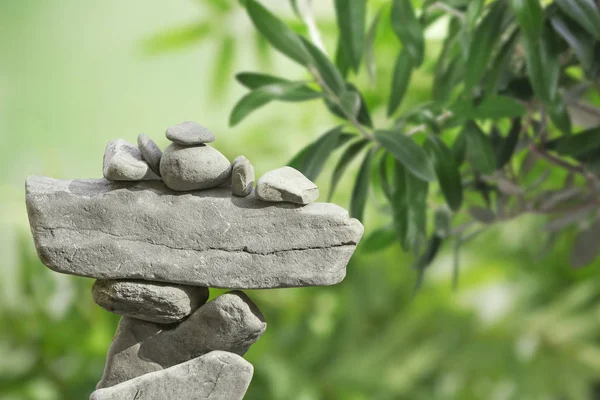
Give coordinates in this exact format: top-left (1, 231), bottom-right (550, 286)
top-left (256, 166), bottom-right (319, 204)
top-left (160, 143), bottom-right (232, 191)
top-left (103, 139), bottom-right (159, 181)
top-left (231, 156), bottom-right (255, 197)
top-left (92, 280), bottom-right (209, 324)
top-left (166, 121), bottom-right (215, 145)
top-left (137, 134), bottom-right (162, 177)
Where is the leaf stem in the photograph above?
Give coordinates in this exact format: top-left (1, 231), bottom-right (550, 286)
top-left (528, 143), bottom-right (585, 175)
top-left (406, 111), bottom-right (454, 136)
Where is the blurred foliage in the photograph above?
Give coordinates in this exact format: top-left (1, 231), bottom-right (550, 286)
top-left (4, 1), bottom-right (600, 400)
top-left (232, 0), bottom-right (600, 288)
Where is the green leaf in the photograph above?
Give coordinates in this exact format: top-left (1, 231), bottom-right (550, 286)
top-left (510, 0), bottom-right (544, 40)
top-left (556, 127), bottom-right (600, 157)
top-left (246, 0), bottom-right (311, 66)
top-left (350, 149), bottom-right (375, 221)
top-left (236, 73), bottom-right (321, 100)
top-left (334, 0), bottom-right (367, 71)
top-left (334, 39), bottom-right (351, 78)
top-left (464, 122), bottom-right (496, 174)
top-left (288, 130), bottom-right (355, 173)
top-left (328, 139), bottom-right (371, 201)
top-left (375, 130), bottom-right (436, 182)
top-left (391, 0), bottom-right (425, 66)
top-left (391, 161), bottom-right (408, 248)
top-left (300, 37), bottom-right (346, 95)
top-left (414, 235), bottom-right (443, 290)
top-left (340, 90), bottom-right (361, 119)
top-left (210, 36), bottom-right (236, 96)
top-left (549, 98), bottom-right (572, 135)
top-left (387, 50), bottom-right (414, 117)
top-left (472, 95), bottom-right (526, 120)
top-left (325, 85), bottom-right (373, 127)
top-left (464, 1), bottom-right (507, 92)
top-left (405, 165), bottom-right (430, 252)
top-left (230, 83), bottom-right (321, 126)
top-left (484, 29), bottom-right (520, 94)
top-left (496, 118), bottom-right (521, 168)
top-left (551, 14), bottom-right (596, 70)
top-left (364, 9), bottom-right (383, 84)
top-left (452, 130), bottom-right (467, 166)
top-left (425, 136), bottom-right (463, 211)
top-left (302, 127), bottom-right (344, 181)
top-left (361, 227), bottom-right (397, 253)
top-left (434, 207), bottom-right (452, 238)
top-left (556, 0), bottom-right (600, 41)
top-left (141, 23), bottom-right (211, 55)
top-left (379, 152), bottom-right (394, 201)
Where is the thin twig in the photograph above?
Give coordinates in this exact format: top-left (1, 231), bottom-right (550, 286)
top-left (406, 111), bottom-right (454, 136)
top-left (529, 144), bottom-right (585, 175)
top-left (428, 2), bottom-right (466, 21)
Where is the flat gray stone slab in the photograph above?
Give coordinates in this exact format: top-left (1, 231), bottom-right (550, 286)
top-left (97, 291), bottom-right (265, 388)
top-left (26, 176), bottom-right (363, 288)
top-left (90, 351), bottom-right (253, 400)
top-left (165, 121), bottom-right (215, 145)
top-left (256, 166), bottom-right (319, 204)
top-left (103, 139), bottom-right (159, 181)
top-left (92, 280), bottom-right (209, 323)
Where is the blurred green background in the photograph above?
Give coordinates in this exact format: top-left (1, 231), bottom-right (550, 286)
top-left (3, 1), bottom-right (600, 399)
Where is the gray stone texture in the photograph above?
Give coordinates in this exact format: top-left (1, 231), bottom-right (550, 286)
top-left (165, 121), bottom-right (215, 145)
top-left (26, 176), bottom-right (363, 288)
top-left (256, 166), bottom-right (319, 205)
top-left (159, 143), bottom-right (232, 191)
top-left (103, 139), bottom-right (159, 181)
top-left (137, 134), bottom-right (162, 177)
top-left (96, 291), bottom-right (266, 388)
top-left (90, 351), bottom-right (253, 400)
top-left (231, 156), bottom-right (255, 197)
top-left (92, 280), bottom-right (209, 323)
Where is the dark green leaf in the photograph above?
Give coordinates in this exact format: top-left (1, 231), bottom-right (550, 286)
top-left (556, 127), bottom-right (600, 157)
top-left (484, 28), bottom-right (519, 94)
top-left (300, 37), bottom-right (346, 95)
top-left (472, 95), bottom-right (526, 120)
top-left (387, 50), bottom-right (414, 116)
top-left (464, 122), bottom-right (497, 174)
top-left (361, 227), bottom-right (397, 253)
top-left (329, 139), bottom-right (371, 201)
top-left (230, 83), bottom-right (321, 126)
top-left (556, 0), bottom-right (600, 40)
top-left (414, 235), bottom-right (443, 290)
top-left (425, 136), bottom-right (463, 211)
top-left (464, 1), bottom-right (507, 92)
top-left (379, 152), bottom-right (394, 201)
top-left (510, 0), bottom-right (544, 40)
top-left (405, 164), bottom-right (430, 252)
top-left (350, 148), bottom-right (375, 221)
top-left (452, 131), bottom-right (467, 166)
top-left (325, 84), bottom-right (373, 127)
top-left (391, 161), bottom-right (408, 247)
top-left (496, 118), bottom-right (521, 168)
top-left (391, 0), bottom-right (425, 66)
top-left (236, 72), bottom-right (288, 89)
top-left (434, 207), bottom-right (452, 238)
top-left (246, 0), bottom-right (311, 65)
top-left (335, 39), bottom-right (351, 78)
top-left (288, 130), bottom-right (355, 173)
top-left (365, 9), bottom-right (383, 83)
top-left (141, 23), bottom-right (211, 55)
top-left (375, 130), bottom-right (436, 182)
top-left (334, 0), bottom-right (367, 71)
top-left (549, 98), bottom-right (572, 135)
top-left (302, 126), bottom-right (344, 181)
top-left (551, 14), bottom-right (596, 70)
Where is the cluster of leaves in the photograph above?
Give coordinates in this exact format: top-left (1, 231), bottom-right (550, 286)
top-left (231, 0), bottom-right (600, 286)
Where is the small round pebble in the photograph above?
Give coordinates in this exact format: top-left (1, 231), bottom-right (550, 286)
top-left (231, 156), bottom-right (255, 197)
top-left (166, 121), bottom-right (216, 145)
top-left (160, 143), bottom-right (232, 191)
top-left (137, 134), bottom-right (162, 177)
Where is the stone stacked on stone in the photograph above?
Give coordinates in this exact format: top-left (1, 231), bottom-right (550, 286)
top-left (25, 121), bottom-right (364, 399)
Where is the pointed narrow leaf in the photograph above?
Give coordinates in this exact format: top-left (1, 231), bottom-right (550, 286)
top-left (484, 29), bottom-right (519, 93)
top-left (328, 139), bottom-right (371, 201)
top-left (551, 14), bottom-right (595, 70)
top-left (340, 90), bottom-right (361, 119)
top-left (425, 136), bottom-right (463, 211)
top-left (556, 0), bottom-right (600, 40)
top-left (334, 0), bottom-right (367, 71)
top-left (405, 164), bottom-right (429, 252)
top-left (335, 39), bottom-right (351, 78)
top-left (325, 85), bottom-right (373, 127)
top-left (391, 0), bottom-right (425, 66)
top-left (511, 0), bottom-right (544, 40)
top-left (375, 130), bottom-right (436, 182)
top-left (414, 235), bottom-right (443, 290)
top-left (464, 1), bottom-right (507, 92)
top-left (556, 127), bottom-right (600, 157)
top-left (300, 37), bottom-right (346, 95)
top-left (473, 95), bottom-right (526, 119)
top-left (302, 127), bottom-right (344, 181)
top-left (391, 161), bottom-right (408, 248)
top-left (497, 118), bottom-right (521, 168)
top-left (141, 23), bottom-right (211, 55)
top-left (379, 152), bottom-right (394, 201)
top-left (365, 9), bottom-right (383, 83)
top-left (246, 0), bottom-right (311, 66)
top-left (236, 72), bottom-right (287, 89)
top-left (464, 122), bottom-right (496, 174)
top-left (350, 149), bottom-right (375, 221)
top-left (387, 50), bottom-right (414, 116)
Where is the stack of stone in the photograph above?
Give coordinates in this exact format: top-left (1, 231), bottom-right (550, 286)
top-left (25, 121), bottom-right (364, 400)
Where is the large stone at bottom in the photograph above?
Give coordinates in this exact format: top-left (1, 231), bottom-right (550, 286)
top-left (90, 351), bottom-right (253, 400)
top-left (97, 291), bottom-right (266, 388)
top-left (25, 176), bottom-right (364, 289)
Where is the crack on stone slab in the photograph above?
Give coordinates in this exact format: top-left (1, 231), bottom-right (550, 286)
top-left (37, 226), bottom-right (358, 256)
